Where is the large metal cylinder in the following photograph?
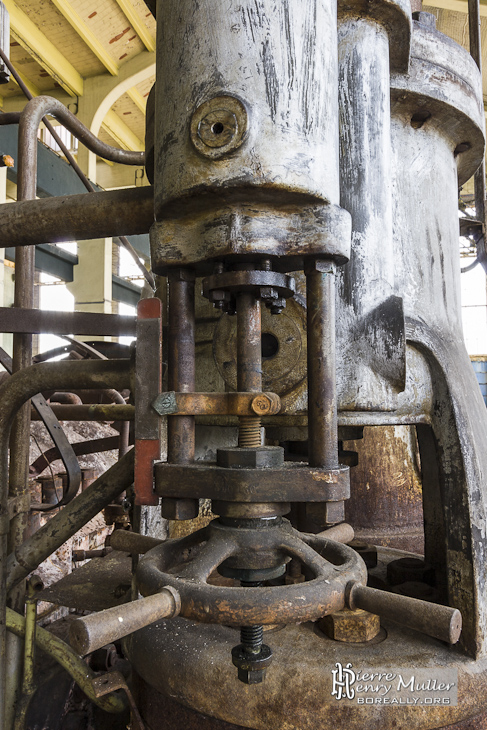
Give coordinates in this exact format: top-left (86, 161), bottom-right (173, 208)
top-left (150, 0), bottom-right (351, 273)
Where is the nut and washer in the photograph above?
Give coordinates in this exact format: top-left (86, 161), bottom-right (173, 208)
top-left (190, 95), bottom-right (248, 159)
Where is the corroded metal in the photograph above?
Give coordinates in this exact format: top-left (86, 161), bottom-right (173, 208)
top-left (69, 586), bottom-right (180, 656)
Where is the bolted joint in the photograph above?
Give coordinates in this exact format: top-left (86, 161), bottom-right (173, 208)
top-left (260, 286), bottom-right (279, 302)
top-left (231, 643), bottom-right (273, 685)
top-left (161, 497), bottom-right (199, 521)
top-left (269, 297), bottom-right (286, 315)
top-left (304, 258), bottom-right (336, 275)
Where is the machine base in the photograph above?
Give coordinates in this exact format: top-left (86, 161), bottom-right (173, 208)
top-left (125, 617), bottom-right (487, 730)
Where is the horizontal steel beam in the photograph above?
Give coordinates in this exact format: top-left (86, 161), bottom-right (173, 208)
top-left (0, 307), bottom-right (136, 336)
top-left (0, 186), bottom-right (154, 248)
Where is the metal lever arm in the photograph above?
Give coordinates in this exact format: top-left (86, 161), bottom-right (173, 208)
top-left (69, 586), bottom-right (181, 656)
top-left (346, 582), bottom-right (462, 644)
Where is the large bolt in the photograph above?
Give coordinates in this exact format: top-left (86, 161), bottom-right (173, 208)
top-left (231, 625), bottom-right (273, 684)
top-left (319, 608), bottom-right (381, 643)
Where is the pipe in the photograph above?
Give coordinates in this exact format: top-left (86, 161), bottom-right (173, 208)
top-left (162, 270), bottom-right (198, 519)
top-left (13, 576), bottom-right (43, 730)
top-left (0, 187), bottom-right (154, 248)
top-left (6, 608), bottom-right (126, 715)
top-left (19, 96), bottom-right (144, 171)
top-left (305, 262), bottom-right (339, 469)
top-left (0, 112), bottom-right (20, 125)
top-left (30, 404), bottom-right (134, 421)
top-left (0, 51), bottom-right (154, 288)
top-left (0, 359), bottom-right (130, 721)
top-left (7, 447), bottom-right (134, 592)
top-left (236, 291), bottom-right (262, 448)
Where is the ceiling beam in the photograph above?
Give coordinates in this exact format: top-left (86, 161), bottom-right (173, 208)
top-left (11, 69), bottom-right (40, 98)
top-left (113, 0), bottom-right (155, 52)
top-left (50, 0), bottom-right (119, 76)
top-left (127, 88), bottom-right (146, 114)
top-left (102, 109), bottom-right (144, 151)
top-left (3, 0), bottom-right (84, 96)
top-left (425, 0), bottom-right (487, 15)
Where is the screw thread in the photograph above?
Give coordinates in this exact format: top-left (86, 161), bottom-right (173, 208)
top-left (238, 416), bottom-right (261, 447)
top-left (240, 625), bottom-right (263, 654)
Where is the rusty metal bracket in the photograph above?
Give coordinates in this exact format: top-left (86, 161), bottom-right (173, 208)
top-left (92, 671), bottom-right (145, 730)
top-left (134, 298), bottom-right (162, 506)
top-left (152, 391), bottom-right (281, 417)
top-left (0, 346), bottom-right (81, 510)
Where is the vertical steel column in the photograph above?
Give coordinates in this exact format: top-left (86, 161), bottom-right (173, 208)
top-left (162, 269), bottom-right (199, 520)
top-left (305, 261), bottom-right (338, 470)
top-left (236, 292), bottom-right (262, 448)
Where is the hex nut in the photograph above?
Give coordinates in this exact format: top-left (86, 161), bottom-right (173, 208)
top-left (232, 643), bottom-right (273, 685)
top-left (348, 539), bottom-right (378, 569)
top-left (161, 498), bottom-right (199, 521)
top-left (387, 557), bottom-right (435, 586)
top-left (217, 446), bottom-right (284, 469)
top-left (191, 95), bottom-right (248, 159)
top-left (319, 608), bottom-right (381, 643)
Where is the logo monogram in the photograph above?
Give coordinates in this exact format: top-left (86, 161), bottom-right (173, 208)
top-left (331, 662), bottom-right (356, 700)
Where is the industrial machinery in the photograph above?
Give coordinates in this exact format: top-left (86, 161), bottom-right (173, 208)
top-left (1, 0), bottom-right (487, 728)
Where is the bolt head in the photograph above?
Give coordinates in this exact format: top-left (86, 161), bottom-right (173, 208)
top-left (237, 668), bottom-right (266, 684)
top-left (319, 608), bottom-right (381, 643)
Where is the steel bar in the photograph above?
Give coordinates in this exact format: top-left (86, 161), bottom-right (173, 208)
top-left (7, 447), bottom-right (134, 592)
top-left (305, 262), bottom-right (339, 469)
top-left (0, 307), bottom-right (136, 336)
top-left (167, 270), bottom-right (196, 464)
top-left (0, 112), bottom-right (20, 125)
top-left (317, 523), bottom-right (354, 544)
top-left (69, 587), bottom-right (180, 656)
top-left (236, 291), bottom-right (262, 448)
top-left (347, 583), bottom-right (462, 644)
top-left (0, 187), bottom-right (154, 248)
top-left (152, 391), bottom-right (280, 417)
top-left (6, 608), bottom-right (126, 714)
top-left (163, 270), bottom-right (198, 518)
top-left (30, 436), bottom-right (121, 478)
top-left (30, 404), bottom-right (134, 421)
top-left (108, 530), bottom-right (163, 554)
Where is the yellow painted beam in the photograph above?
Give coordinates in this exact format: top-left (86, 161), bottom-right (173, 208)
top-left (3, 0), bottom-right (84, 96)
top-left (50, 0), bottom-right (119, 76)
top-left (127, 88), bottom-right (146, 114)
top-left (425, 0), bottom-right (487, 15)
top-left (102, 109), bottom-right (144, 151)
top-left (113, 0), bottom-right (155, 53)
top-left (10, 69), bottom-right (41, 98)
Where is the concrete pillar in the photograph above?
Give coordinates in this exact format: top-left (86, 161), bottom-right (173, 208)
top-left (66, 238), bottom-right (112, 340)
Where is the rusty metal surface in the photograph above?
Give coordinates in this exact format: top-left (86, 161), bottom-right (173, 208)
top-left (306, 260), bottom-right (338, 470)
top-left (69, 587), bottom-right (180, 655)
top-left (344, 425), bottom-right (424, 553)
top-left (29, 436), bottom-right (120, 477)
top-left (154, 462), bottom-right (350, 503)
top-left (0, 187), bottom-right (154, 247)
top-left (109, 531), bottom-right (163, 555)
top-left (36, 552), bottom-right (132, 612)
top-left (152, 391), bottom-right (281, 417)
top-left (30, 404), bottom-right (134, 421)
top-left (318, 607), bottom-right (381, 643)
top-left (137, 520), bottom-right (366, 625)
top-left (133, 674), bottom-right (247, 730)
top-left (126, 619), bottom-right (487, 730)
top-left (92, 671), bottom-right (146, 730)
